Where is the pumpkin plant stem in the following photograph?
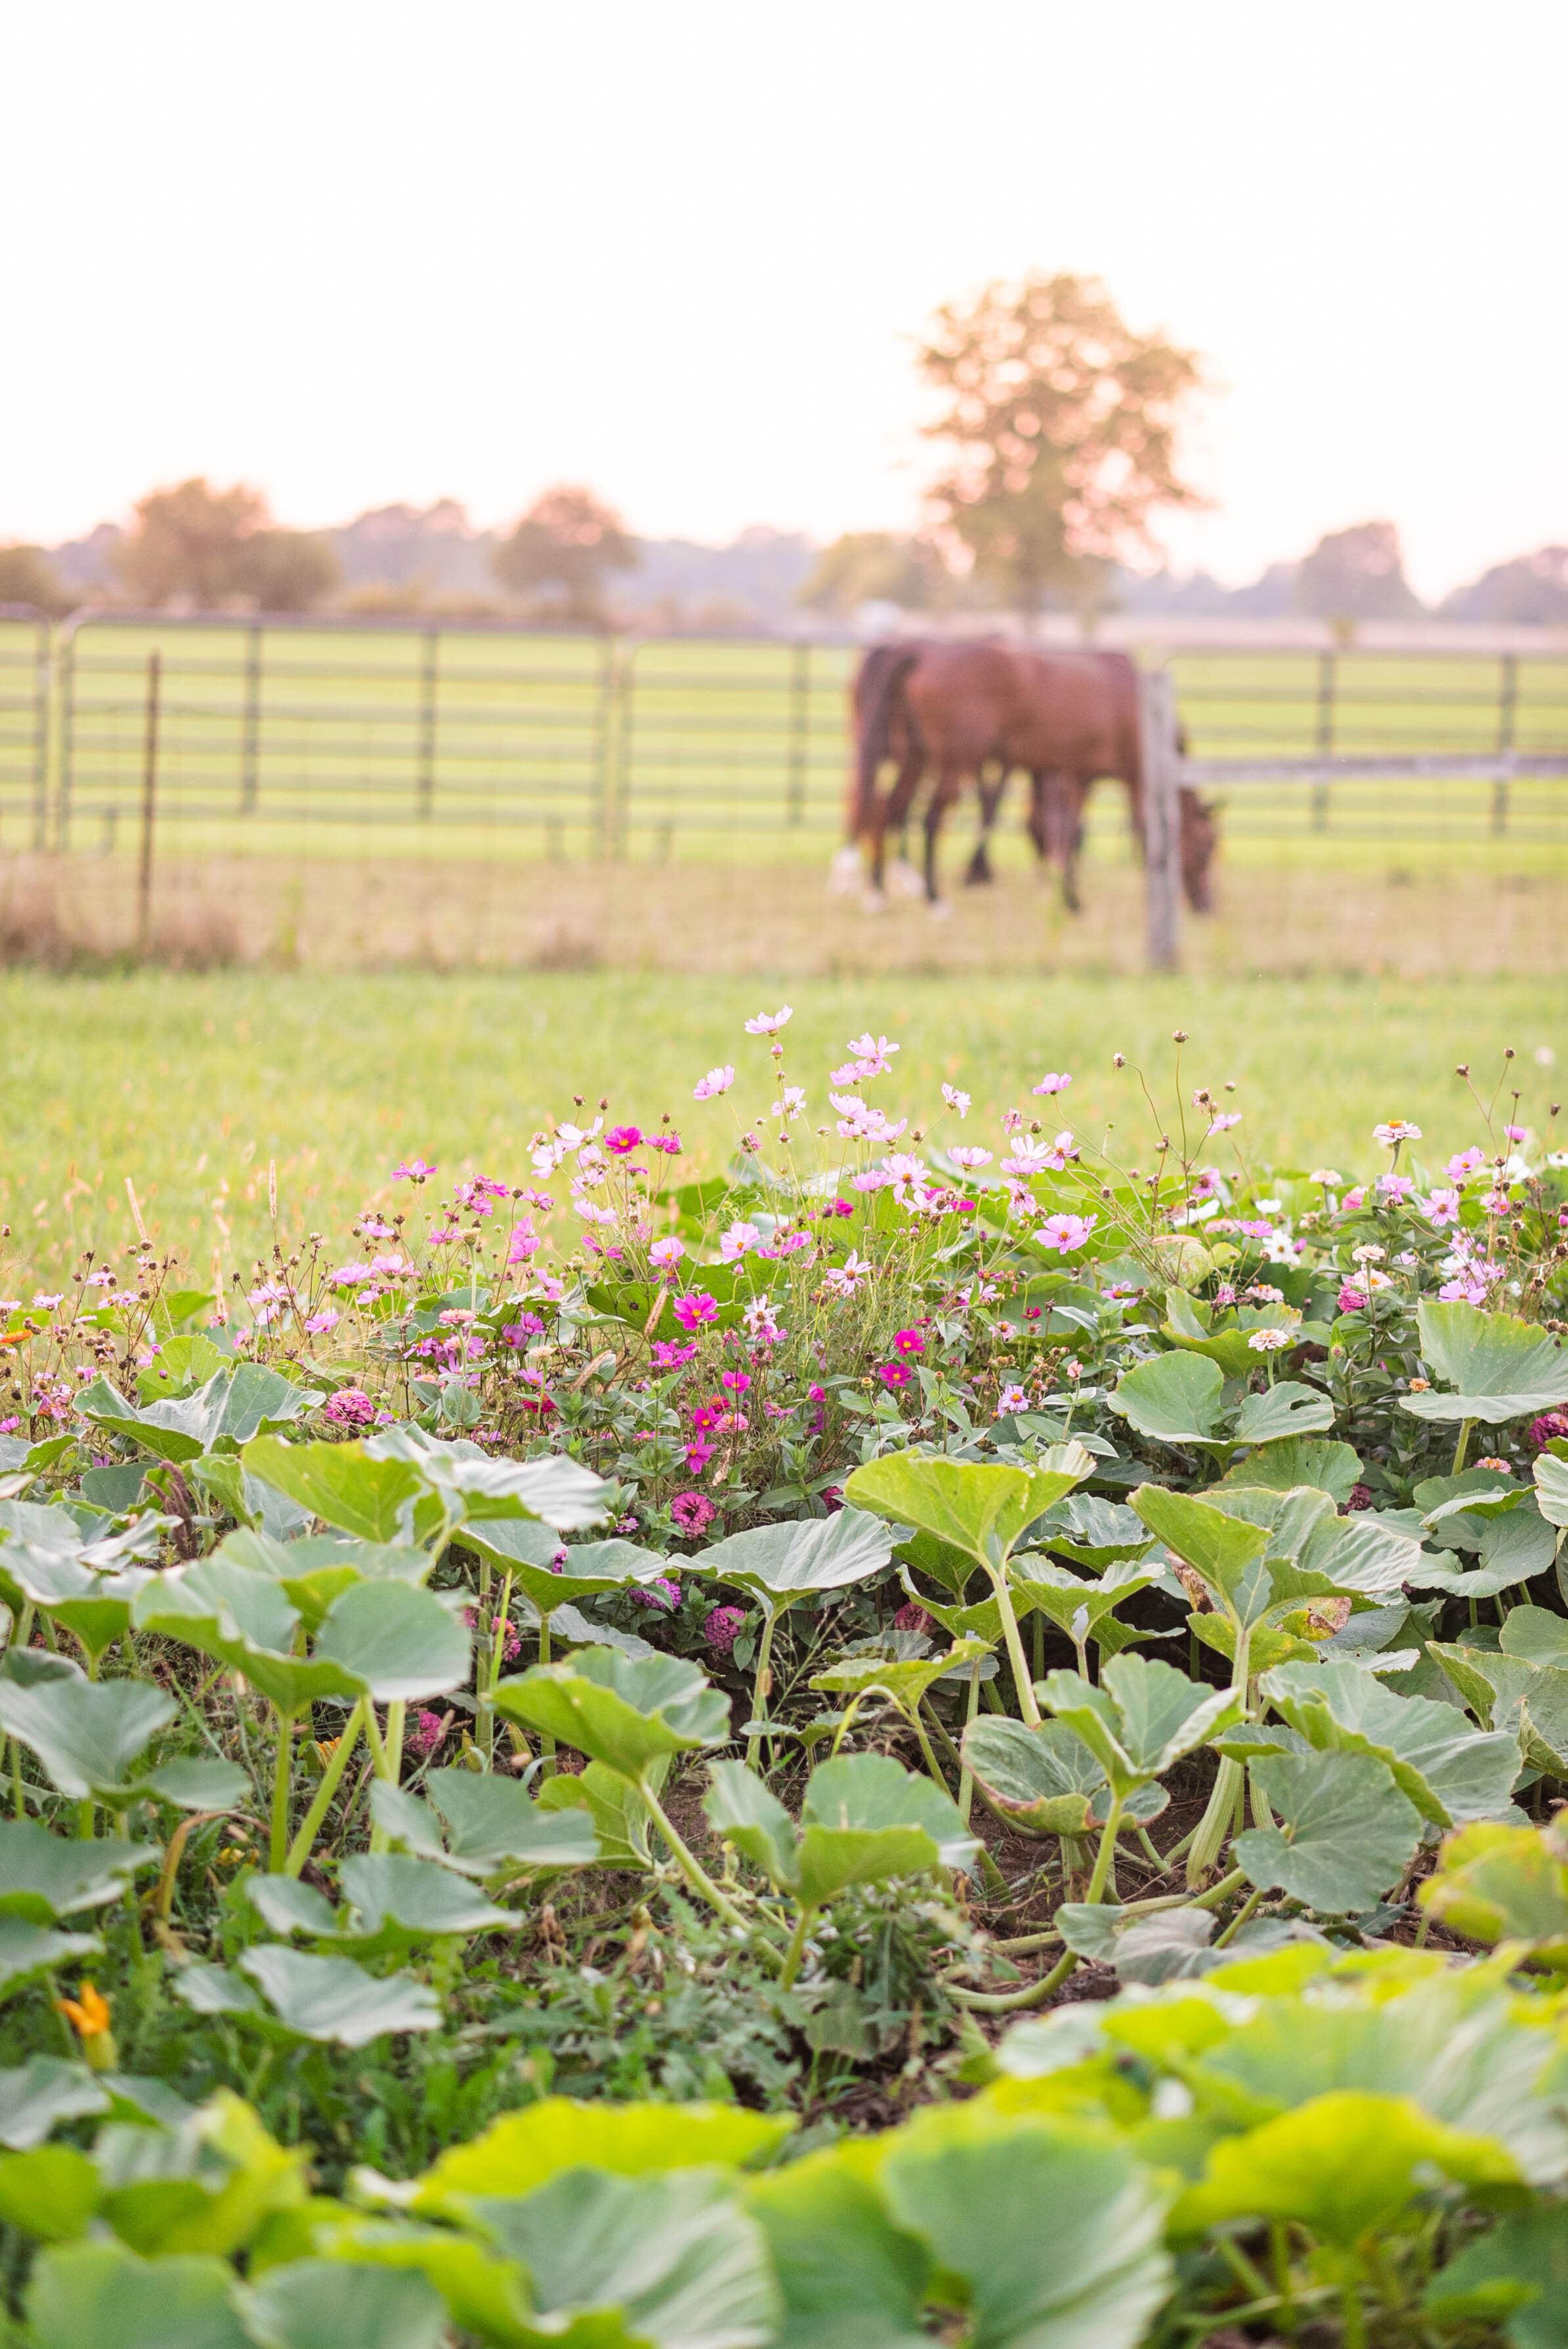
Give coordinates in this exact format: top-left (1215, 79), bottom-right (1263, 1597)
top-left (946, 1946), bottom-right (1077, 2011)
top-left (778, 1904), bottom-right (816, 1991)
top-left (269, 1712), bottom-right (297, 1872)
top-left (985, 1548), bottom-right (1039, 1728)
top-left (284, 1701), bottom-right (365, 1876)
top-left (1086, 1794), bottom-right (1125, 1903)
top-left (536, 1609), bottom-right (557, 1775)
top-left (1212, 1882), bottom-right (1265, 1949)
top-left (1452, 1418), bottom-right (1475, 1476)
top-left (746, 1609), bottom-right (780, 1772)
top-left (958, 1659), bottom-right (984, 1823)
top-left (639, 1775), bottom-right (779, 1957)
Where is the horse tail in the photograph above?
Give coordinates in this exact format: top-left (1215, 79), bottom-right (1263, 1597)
top-left (852, 645), bottom-right (920, 841)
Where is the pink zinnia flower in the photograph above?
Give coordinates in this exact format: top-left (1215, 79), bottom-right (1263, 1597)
top-left (1422, 1187), bottom-right (1462, 1228)
top-left (324, 1387), bottom-right (375, 1428)
top-left (629, 1577), bottom-right (681, 1612)
top-left (1337, 1284), bottom-right (1367, 1313)
top-left (1529, 1412), bottom-right (1568, 1450)
top-left (405, 1709), bottom-right (448, 1758)
top-left (605, 1126), bottom-right (643, 1154)
top-left (893, 1602), bottom-right (933, 1634)
top-left (673, 1291), bottom-right (719, 1332)
top-left (671, 1491), bottom-right (717, 1536)
top-left (1377, 1173), bottom-right (1415, 1200)
top-left (1347, 1483), bottom-right (1372, 1512)
top-left (704, 1604), bottom-right (746, 1655)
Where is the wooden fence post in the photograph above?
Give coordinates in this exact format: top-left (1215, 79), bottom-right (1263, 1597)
top-left (137, 650), bottom-right (161, 954)
top-left (1139, 664), bottom-right (1181, 973)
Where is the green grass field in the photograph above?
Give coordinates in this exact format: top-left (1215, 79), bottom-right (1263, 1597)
top-left (2, 967), bottom-right (1559, 1292)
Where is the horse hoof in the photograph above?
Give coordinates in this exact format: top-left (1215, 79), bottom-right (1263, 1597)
top-left (927, 899), bottom-right (953, 921)
top-left (827, 845), bottom-right (862, 897)
top-left (861, 889), bottom-right (888, 916)
top-left (888, 859), bottom-right (924, 901)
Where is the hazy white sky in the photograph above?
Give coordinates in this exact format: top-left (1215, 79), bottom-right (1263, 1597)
top-left (5, 1), bottom-right (1564, 598)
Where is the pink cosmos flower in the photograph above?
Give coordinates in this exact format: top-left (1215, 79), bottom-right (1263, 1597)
top-left (0, 1419), bottom-right (18, 1437)
top-left (673, 1291), bottom-right (719, 1332)
top-left (1238, 1219), bottom-right (1274, 1242)
top-left (771, 1086), bottom-right (808, 1120)
top-left (604, 1126), bottom-right (643, 1154)
top-left (1376, 1173), bottom-right (1415, 1200)
top-left (879, 1362), bottom-right (914, 1390)
top-left (684, 1436), bottom-right (715, 1473)
top-left (744, 1006), bottom-right (793, 1035)
top-left (454, 1175), bottom-right (508, 1214)
top-left (370, 1254), bottom-right (410, 1278)
top-left (532, 1275), bottom-right (566, 1302)
top-left (1480, 1189), bottom-right (1514, 1214)
top-left (848, 1030), bottom-right (899, 1065)
top-left (892, 1328), bottom-right (925, 1356)
top-left (502, 1314), bottom-right (545, 1345)
top-left (672, 1491), bottom-right (717, 1536)
top-left (719, 1221), bottom-right (761, 1261)
top-left (1422, 1187), bottom-right (1462, 1228)
top-left (324, 1387), bottom-right (375, 1427)
top-left (774, 1231), bottom-right (813, 1256)
top-left (704, 1604), bottom-right (746, 1655)
top-left (1034, 1212), bottom-right (1097, 1254)
top-left (822, 1251), bottom-right (872, 1297)
top-left (1032, 1072), bottom-right (1072, 1096)
top-left (1504, 1124), bottom-right (1527, 1143)
top-left (1208, 1112), bottom-right (1242, 1135)
top-left (693, 1065), bottom-right (735, 1101)
top-left (303, 1309), bottom-right (340, 1335)
top-left (505, 1221), bottom-right (541, 1265)
top-left (652, 1339), bottom-right (700, 1368)
top-left (949, 1145), bottom-right (993, 1170)
top-left (392, 1158), bottom-right (436, 1183)
top-left (941, 1084), bottom-right (971, 1117)
top-left (648, 1132), bottom-right (683, 1154)
top-left (648, 1237), bottom-right (687, 1271)
top-left (1446, 1147), bottom-right (1487, 1179)
top-left (1341, 1187), bottom-right (1366, 1211)
top-left (851, 1168), bottom-right (896, 1193)
top-left (721, 1368), bottom-right (752, 1394)
top-left (832, 1197), bottom-right (855, 1217)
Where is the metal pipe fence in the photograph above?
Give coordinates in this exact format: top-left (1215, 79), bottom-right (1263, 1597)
top-left (1, 610), bottom-right (1567, 865)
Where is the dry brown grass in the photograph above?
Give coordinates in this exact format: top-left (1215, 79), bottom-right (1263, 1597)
top-left (1, 848), bottom-right (1564, 979)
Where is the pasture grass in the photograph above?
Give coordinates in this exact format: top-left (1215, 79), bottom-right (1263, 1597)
top-left (2, 965), bottom-right (1559, 1292)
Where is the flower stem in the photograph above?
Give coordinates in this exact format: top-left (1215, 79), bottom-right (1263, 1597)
top-left (536, 1607), bottom-right (557, 1775)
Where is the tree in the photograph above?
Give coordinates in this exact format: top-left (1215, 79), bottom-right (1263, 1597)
top-left (918, 272), bottom-right (1203, 617)
top-left (797, 532), bottom-right (952, 616)
top-left (1442, 547), bottom-right (1568, 625)
top-left (111, 478), bottom-right (339, 611)
top-left (1293, 520), bottom-right (1424, 623)
top-left (492, 486), bottom-right (637, 620)
top-left (0, 545), bottom-right (71, 617)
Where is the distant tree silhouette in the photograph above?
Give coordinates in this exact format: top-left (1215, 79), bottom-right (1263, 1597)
top-left (492, 486), bottom-right (637, 622)
top-left (797, 533), bottom-right (952, 616)
top-left (1442, 547), bottom-right (1568, 625)
top-left (1293, 521), bottom-right (1424, 622)
top-left (112, 478), bottom-right (338, 611)
top-left (0, 545), bottom-right (70, 616)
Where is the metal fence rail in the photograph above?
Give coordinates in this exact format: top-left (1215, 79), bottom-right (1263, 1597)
top-left (2, 612), bottom-right (1567, 862)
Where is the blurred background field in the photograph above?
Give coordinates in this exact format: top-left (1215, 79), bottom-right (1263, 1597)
top-left (3, 615), bottom-right (1565, 976)
top-left (1, 965), bottom-right (1559, 1293)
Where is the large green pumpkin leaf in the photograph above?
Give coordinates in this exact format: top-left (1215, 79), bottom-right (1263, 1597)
top-left (132, 1563), bottom-right (367, 1719)
top-left (699, 1510), bottom-right (893, 1605)
top-left (795, 1753), bottom-right (976, 1902)
top-left (535, 1761), bottom-right (660, 1871)
top-left (1130, 1486), bottom-right (1269, 1619)
top-left (77, 1367), bottom-right (320, 1465)
top-left (238, 2258), bottom-right (448, 2349)
top-left (238, 1949), bottom-right (441, 2046)
top-left (372, 1767), bottom-right (601, 1878)
top-left (1009, 1559), bottom-right (1160, 1651)
top-left (241, 1439), bottom-right (442, 1547)
top-left (333, 1855), bottom-right (519, 1953)
top-left (466, 2165), bottom-right (780, 2349)
top-left (879, 2103), bottom-right (1172, 2349)
top-left (1111, 1353), bottom-right (1225, 1446)
top-left (0, 2058), bottom-right (109, 2151)
top-left (844, 1452), bottom-right (1091, 1566)
top-left (314, 1582), bottom-right (471, 1704)
top-left (368, 1430), bottom-right (612, 1533)
top-left (0, 1676), bottom-right (175, 1804)
top-left (0, 1823), bottom-right (154, 1924)
top-left (493, 1649), bottom-right (730, 1780)
top-left (0, 1920), bottom-right (101, 1998)
top-left (1424, 2199), bottom-right (1568, 2348)
top-left (26, 2239), bottom-right (251, 2349)
top-left (0, 1550), bottom-right (154, 1668)
top-left (1234, 1750), bottom-right (1422, 1912)
top-left (1535, 1450), bottom-right (1568, 1530)
top-left (1172, 2089), bottom-right (1517, 2243)
top-left (747, 2142), bottom-right (930, 2349)
top-left (960, 1718), bottom-right (1101, 1837)
top-left (810, 1638), bottom-right (994, 1712)
top-left (1028, 1495), bottom-right (1155, 1571)
top-left (1233, 1382), bottom-right (1335, 1445)
top-left (1419, 1819), bottom-right (1568, 1956)
top-left (704, 1761), bottom-right (801, 1892)
top-left (410, 2096), bottom-right (792, 2217)
top-left (1218, 1439), bottom-right (1363, 1504)
top-left (1260, 1659), bottom-right (1521, 1827)
top-left (1038, 1655), bottom-right (1242, 1798)
top-left (1402, 1301), bottom-right (1568, 1424)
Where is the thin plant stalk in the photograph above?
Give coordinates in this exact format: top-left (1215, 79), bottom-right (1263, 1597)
top-left (1085, 1792), bottom-right (1124, 1904)
top-left (536, 1607), bottom-right (557, 1775)
top-left (638, 1774), bottom-right (778, 1955)
top-left (983, 1544), bottom-right (1040, 1728)
top-left (746, 1607), bottom-right (781, 1771)
top-left (778, 1903), bottom-right (817, 1991)
top-left (1213, 1882), bottom-right (1265, 1949)
top-left (1185, 1620), bottom-right (1251, 1891)
top-left (269, 1710), bottom-right (297, 1871)
top-left (957, 1658), bottom-right (984, 1823)
top-left (1452, 1417), bottom-right (1475, 1476)
top-left (284, 1701), bottom-right (366, 1876)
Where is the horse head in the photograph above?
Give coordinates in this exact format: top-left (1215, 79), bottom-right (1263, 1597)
top-left (1179, 790), bottom-right (1219, 913)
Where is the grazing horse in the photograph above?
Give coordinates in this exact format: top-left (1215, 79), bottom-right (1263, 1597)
top-left (839, 640), bottom-right (1217, 913)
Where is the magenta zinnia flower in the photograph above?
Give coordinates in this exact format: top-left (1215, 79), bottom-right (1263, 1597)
top-left (671, 1491), bottom-right (716, 1536)
top-left (324, 1387), bottom-right (375, 1427)
top-left (704, 1605), bottom-right (746, 1655)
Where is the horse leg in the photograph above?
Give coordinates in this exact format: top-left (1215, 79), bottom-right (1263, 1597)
top-left (965, 766), bottom-right (1006, 885)
top-left (1061, 778), bottom-right (1088, 914)
top-left (925, 771), bottom-right (958, 915)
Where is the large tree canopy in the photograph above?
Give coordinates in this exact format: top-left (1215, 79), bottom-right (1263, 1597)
top-left (111, 478), bottom-right (338, 612)
top-left (492, 486), bottom-right (637, 621)
top-left (919, 272), bottom-right (1203, 616)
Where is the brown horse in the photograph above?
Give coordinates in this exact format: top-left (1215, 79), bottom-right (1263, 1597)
top-left (839, 640), bottom-right (1217, 913)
